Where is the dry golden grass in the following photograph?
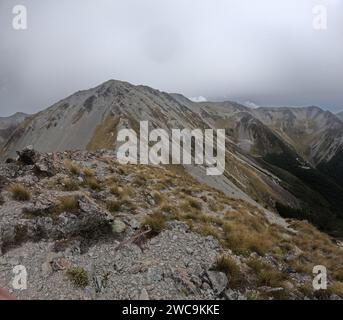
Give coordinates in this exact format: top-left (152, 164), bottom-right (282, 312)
top-left (107, 199), bottom-right (137, 214)
top-left (141, 212), bottom-right (167, 234)
top-left (82, 167), bottom-right (94, 177)
top-left (179, 197), bottom-right (203, 214)
top-left (62, 178), bottom-right (79, 191)
top-left (64, 160), bottom-right (81, 176)
top-left (152, 191), bottom-right (164, 206)
top-left (160, 204), bottom-right (179, 216)
top-left (247, 258), bottom-right (287, 288)
top-left (208, 199), bottom-right (225, 212)
top-left (289, 220), bottom-right (343, 283)
top-left (83, 177), bottom-right (102, 191)
top-left (215, 255), bottom-right (245, 288)
top-left (132, 175), bottom-right (147, 187)
top-left (9, 183), bottom-right (31, 201)
top-left (110, 185), bottom-right (133, 200)
top-left (57, 196), bottom-right (79, 213)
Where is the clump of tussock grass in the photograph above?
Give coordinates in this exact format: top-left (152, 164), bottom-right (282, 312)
top-left (160, 203), bottom-right (179, 216)
top-left (107, 200), bottom-right (122, 213)
top-left (141, 212), bottom-right (167, 235)
top-left (208, 199), bottom-right (225, 212)
top-left (66, 267), bottom-right (89, 288)
top-left (64, 160), bottom-right (81, 176)
top-left (215, 255), bottom-right (246, 289)
top-left (83, 177), bottom-right (102, 191)
top-left (247, 258), bottom-right (287, 288)
top-left (82, 167), bottom-right (94, 177)
top-left (62, 178), bottom-right (79, 191)
top-left (110, 185), bottom-right (133, 200)
top-left (133, 175), bottom-right (147, 187)
top-left (179, 197), bottom-right (203, 214)
top-left (56, 195), bottom-right (79, 213)
top-left (152, 191), bottom-right (164, 206)
top-left (9, 183), bottom-right (31, 201)
top-left (107, 199), bottom-right (137, 214)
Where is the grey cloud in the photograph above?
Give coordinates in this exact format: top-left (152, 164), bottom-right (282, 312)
top-left (0, 0), bottom-right (343, 116)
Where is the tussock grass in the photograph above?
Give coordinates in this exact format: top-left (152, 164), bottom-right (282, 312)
top-left (179, 197), bottom-right (203, 214)
top-left (62, 178), bottom-right (79, 191)
top-left (107, 199), bottom-right (137, 214)
top-left (133, 175), bottom-right (147, 187)
top-left (247, 258), bottom-right (287, 288)
top-left (110, 185), bottom-right (133, 200)
top-left (82, 167), bottom-right (94, 177)
top-left (9, 183), bottom-right (31, 201)
top-left (152, 191), bottom-right (164, 206)
top-left (215, 255), bottom-right (246, 289)
top-left (141, 212), bottom-right (167, 234)
top-left (107, 200), bottom-right (122, 213)
top-left (66, 267), bottom-right (89, 288)
top-left (57, 196), bottom-right (79, 213)
top-left (84, 177), bottom-right (102, 191)
top-left (64, 160), bottom-right (81, 176)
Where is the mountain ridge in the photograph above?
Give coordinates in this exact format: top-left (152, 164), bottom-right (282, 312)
top-left (2, 79), bottom-right (343, 235)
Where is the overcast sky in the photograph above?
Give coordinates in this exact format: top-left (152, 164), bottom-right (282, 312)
top-left (0, 0), bottom-right (343, 116)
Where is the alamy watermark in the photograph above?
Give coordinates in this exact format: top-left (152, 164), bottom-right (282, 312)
top-left (117, 121), bottom-right (225, 176)
top-left (11, 3), bottom-right (328, 32)
top-left (312, 4), bottom-right (328, 31)
top-left (12, 265), bottom-right (27, 290)
top-left (12, 5), bottom-right (27, 30)
top-left (313, 265), bottom-right (327, 290)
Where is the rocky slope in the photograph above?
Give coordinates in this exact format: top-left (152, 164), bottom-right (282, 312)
top-left (251, 107), bottom-right (343, 165)
top-left (0, 112), bottom-right (28, 147)
top-left (337, 111), bottom-right (343, 121)
top-left (1, 80), bottom-right (343, 236)
top-left (0, 148), bottom-right (342, 300)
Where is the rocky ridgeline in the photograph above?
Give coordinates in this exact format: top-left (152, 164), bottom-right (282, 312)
top-left (0, 147), bottom-right (234, 300)
top-left (0, 147), bottom-right (342, 300)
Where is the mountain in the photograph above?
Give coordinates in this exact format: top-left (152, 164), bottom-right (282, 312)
top-left (1, 80), bottom-right (343, 235)
top-left (0, 112), bottom-right (28, 147)
top-left (338, 111), bottom-right (343, 121)
top-left (251, 106), bottom-right (343, 165)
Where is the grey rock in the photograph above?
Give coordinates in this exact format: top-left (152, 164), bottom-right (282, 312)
top-left (224, 288), bottom-right (247, 300)
top-left (138, 288), bottom-right (150, 300)
top-left (147, 266), bottom-right (164, 283)
top-left (17, 146), bottom-right (37, 165)
top-left (206, 271), bottom-right (228, 294)
top-left (112, 219), bottom-right (126, 234)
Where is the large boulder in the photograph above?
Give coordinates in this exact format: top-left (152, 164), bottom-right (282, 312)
top-left (17, 146), bottom-right (38, 165)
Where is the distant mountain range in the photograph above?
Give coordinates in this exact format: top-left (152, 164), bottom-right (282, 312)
top-left (2, 80), bottom-right (343, 235)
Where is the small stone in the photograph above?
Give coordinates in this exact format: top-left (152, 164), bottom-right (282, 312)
top-left (186, 247), bottom-right (193, 254)
top-left (224, 288), bottom-right (246, 300)
top-left (147, 266), bottom-right (163, 283)
top-left (138, 288), bottom-right (150, 300)
top-left (112, 219), bottom-right (126, 234)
